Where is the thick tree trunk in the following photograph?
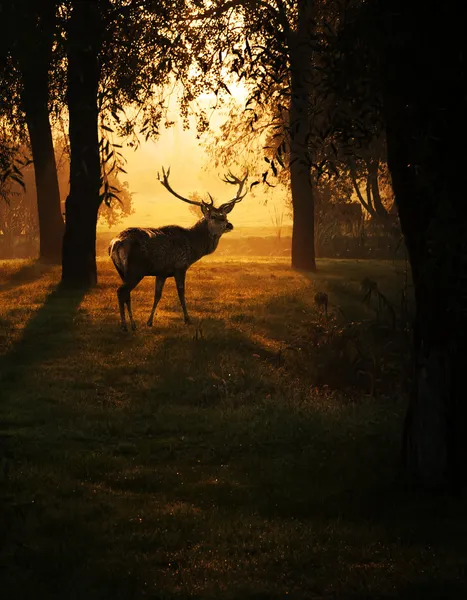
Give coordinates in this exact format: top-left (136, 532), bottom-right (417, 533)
top-left (17, 6), bottom-right (64, 263)
top-left (62, 196), bottom-right (100, 286)
top-left (61, 2), bottom-right (102, 288)
top-left (290, 166), bottom-right (316, 271)
top-left (22, 79), bottom-right (64, 263)
top-left (288, 2), bottom-right (316, 272)
top-left (380, 1), bottom-right (467, 489)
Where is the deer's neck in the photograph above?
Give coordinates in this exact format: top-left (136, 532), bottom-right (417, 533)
top-left (189, 219), bottom-right (222, 261)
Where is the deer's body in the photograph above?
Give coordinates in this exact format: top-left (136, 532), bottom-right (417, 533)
top-left (110, 222), bottom-right (222, 279)
top-left (109, 167), bottom-right (247, 331)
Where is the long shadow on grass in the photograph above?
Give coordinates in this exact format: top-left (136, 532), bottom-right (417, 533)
top-left (0, 285), bottom-right (98, 597)
top-left (0, 285), bottom-right (85, 379)
top-left (0, 259), bottom-right (54, 293)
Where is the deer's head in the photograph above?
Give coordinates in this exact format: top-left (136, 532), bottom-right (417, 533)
top-left (158, 167), bottom-right (248, 236)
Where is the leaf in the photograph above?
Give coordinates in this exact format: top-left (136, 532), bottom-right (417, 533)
top-left (219, 81), bottom-right (232, 95)
top-left (245, 38), bottom-right (252, 60)
top-left (10, 174), bottom-right (25, 189)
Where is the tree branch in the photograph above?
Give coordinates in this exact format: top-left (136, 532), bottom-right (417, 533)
top-left (369, 158), bottom-right (389, 220)
top-left (273, 0), bottom-right (292, 36)
top-left (190, 0), bottom-right (281, 23)
top-left (350, 167), bottom-right (374, 216)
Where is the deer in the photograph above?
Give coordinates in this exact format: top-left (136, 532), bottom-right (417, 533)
top-left (108, 167), bottom-right (248, 331)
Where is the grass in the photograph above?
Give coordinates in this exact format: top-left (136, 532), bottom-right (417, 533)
top-left (0, 256), bottom-right (466, 599)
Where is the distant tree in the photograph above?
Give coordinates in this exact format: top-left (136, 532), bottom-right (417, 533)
top-left (0, 135), bottom-right (132, 259)
top-left (0, 133), bottom-right (22, 202)
top-left (188, 1), bottom-right (343, 271)
top-left (328, 131), bottom-right (394, 224)
top-left (54, 136), bottom-right (134, 230)
top-left (97, 180), bottom-right (134, 229)
top-left (0, 160), bottom-right (38, 258)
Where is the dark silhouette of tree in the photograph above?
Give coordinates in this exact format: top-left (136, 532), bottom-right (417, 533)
top-left (379, 2), bottom-right (467, 491)
top-left (343, 0), bottom-right (467, 489)
top-left (61, 1), bottom-right (104, 287)
top-left (0, 0), bottom-right (65, 263)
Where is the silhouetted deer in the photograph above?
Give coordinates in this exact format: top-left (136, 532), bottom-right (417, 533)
top-left (109, 167), bottom-right (248, 331)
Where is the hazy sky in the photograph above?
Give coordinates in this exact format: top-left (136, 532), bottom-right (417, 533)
top-left (107, 92), bottom-right (291, 232)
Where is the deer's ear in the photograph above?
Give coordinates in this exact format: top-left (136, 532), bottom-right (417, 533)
top-left (201, 204), bottom-right (209, 217)
top-left (222, 203), bottom-right (234, 214)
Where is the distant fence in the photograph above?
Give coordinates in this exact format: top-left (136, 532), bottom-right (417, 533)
top-left (317, 234), bottom-right (405, 260)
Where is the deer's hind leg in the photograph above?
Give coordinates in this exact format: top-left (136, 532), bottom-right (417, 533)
top-left (117, 275), bottom-right (143, 331)
top-left (147, 276), bottom-right (166, 327)
top-left (174, 270), bottom-right (191, 325)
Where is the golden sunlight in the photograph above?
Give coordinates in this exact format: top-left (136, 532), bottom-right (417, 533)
top-left (108, 87), bottom-right (291, 233)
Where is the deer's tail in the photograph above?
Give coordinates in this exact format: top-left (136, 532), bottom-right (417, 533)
top-left (108, 237), bottom-right (130, 281)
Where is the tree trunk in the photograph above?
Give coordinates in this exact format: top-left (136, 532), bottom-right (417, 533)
top-left (16, 6), bottom-right (64, 263)
top-left (380, 1), bottom-right (467, 490)
top-left (288, 2), bottom-right (316, 272)
top-left (22, 79), bottom-right (64, 263)
top-left (290, 163), bottom-right (316, 270)
top-left (61, 2), bottom-right (103, 288)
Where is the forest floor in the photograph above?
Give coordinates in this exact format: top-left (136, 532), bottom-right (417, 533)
top-left (1, 257), bottom-right (466, 599)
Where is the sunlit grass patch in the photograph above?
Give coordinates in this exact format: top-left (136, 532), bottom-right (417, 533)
top-left (0, 257), bottom-right (465, 599)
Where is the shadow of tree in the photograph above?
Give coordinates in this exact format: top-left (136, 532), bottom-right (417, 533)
top-left (0, 285), bottom-right (86, 410)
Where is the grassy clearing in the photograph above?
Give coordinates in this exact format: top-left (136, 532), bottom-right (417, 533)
top-left (0, 257), bottom-right (465, 599)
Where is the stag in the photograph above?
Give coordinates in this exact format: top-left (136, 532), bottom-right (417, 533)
top-left (109, 167), bottom-right (248, 331)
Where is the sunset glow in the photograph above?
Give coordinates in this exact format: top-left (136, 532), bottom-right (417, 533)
top-left (107, 88), bottom-right (291, 232)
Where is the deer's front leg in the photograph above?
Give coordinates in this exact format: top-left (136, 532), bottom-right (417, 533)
top-left (174, 270), bottom-right (191, 325)
top-left (147, 276), bottom-right (166, 327)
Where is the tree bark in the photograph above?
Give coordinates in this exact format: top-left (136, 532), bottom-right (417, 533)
top-left (21, 75), bottom-right (64, 263)
top-left (16, 4), bottom-right (64, 263)
top-left (61, 1), bottom-right (103, 288)
top-left (379, 1), bottom-right (467, 490)
top-left (288, 0), bottom-right (316, 272)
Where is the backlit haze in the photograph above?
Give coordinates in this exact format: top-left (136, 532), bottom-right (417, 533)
top-left (102, 90), bottom-right (291, 232)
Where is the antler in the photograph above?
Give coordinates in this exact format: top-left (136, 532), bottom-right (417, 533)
top-left (158, 166), bottom-right (214, 207)
top-left (218, 170), bottom-right (249, 212)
